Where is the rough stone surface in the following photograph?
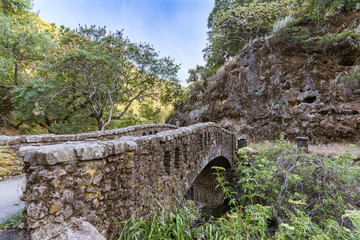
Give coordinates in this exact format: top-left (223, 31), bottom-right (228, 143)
top-left (0, 124), bottom-right (177, 176)
top-left (21, 123), bottom-right (236, 239)
top-left (30, 217), bottom-right (106, 240)
top-left (167, 11), bottom-right (360, 144)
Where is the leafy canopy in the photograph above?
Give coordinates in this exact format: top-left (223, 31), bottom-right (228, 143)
top-left (12, 25), bottom-right (180, 131)
top-left (0, 0), bottom-right (32, 16)
top-left (0, 14), bottom-right (53, 86)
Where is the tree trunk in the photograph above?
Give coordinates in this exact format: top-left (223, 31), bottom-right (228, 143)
top-left (72, 82), bottom-right (76, 111)
top-left (14, 63), bottom-right (18, 86)
top-left (98, 118), bottom-right (105, 131)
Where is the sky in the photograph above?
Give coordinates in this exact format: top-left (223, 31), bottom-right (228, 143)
top-left (31, 0), bottom-right (214, 85)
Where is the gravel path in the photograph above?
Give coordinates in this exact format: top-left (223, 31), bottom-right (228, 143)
top-left (0, 175), bottom-right (27, 240)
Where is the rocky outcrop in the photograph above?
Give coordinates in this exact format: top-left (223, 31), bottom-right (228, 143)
top-left (168, 11), bottom-right (360, 143)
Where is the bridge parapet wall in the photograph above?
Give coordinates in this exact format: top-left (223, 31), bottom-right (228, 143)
top-left (21, 122), bottom-right (236, 239)
top-left (0, 124), bottom-right (176, 176)
top-left (0, 124), bottom-right (177, 147)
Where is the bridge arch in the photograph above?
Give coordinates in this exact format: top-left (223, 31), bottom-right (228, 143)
top-left (185, 156), bottom-right (232, 211)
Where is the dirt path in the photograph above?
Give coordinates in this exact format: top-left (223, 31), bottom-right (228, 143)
top-left (309, 144), bottom-right (360, 158)
top-left (0, 175), bottom-right (27, 240)
top-left (0, 175), bottom-right (25, 221)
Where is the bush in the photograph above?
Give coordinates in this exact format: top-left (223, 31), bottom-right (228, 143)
top-left (233, 141), bottom-right (360, 238)
top-left (204, 0), bottom-right (297, 71)
top-left (115, 141), bottom-right (360, 239)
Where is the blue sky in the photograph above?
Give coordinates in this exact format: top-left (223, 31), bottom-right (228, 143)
top-left (32, 0), bottom-right (214, 85)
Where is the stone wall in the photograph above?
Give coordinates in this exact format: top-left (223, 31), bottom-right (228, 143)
top-left (0, 124), bottom-right (177, 147)
top-left (0, 124), bottom-right (177, 177)
top-left (21, 123), bottom-right (236, 240)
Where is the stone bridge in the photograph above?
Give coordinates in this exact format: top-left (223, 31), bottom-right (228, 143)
top-left (11, 123), bottom-right (236, 239)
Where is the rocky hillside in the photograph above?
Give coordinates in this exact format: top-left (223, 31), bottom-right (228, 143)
top-left (168, 11), bottom-right (360, 143)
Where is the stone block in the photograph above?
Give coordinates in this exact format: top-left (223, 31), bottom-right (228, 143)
top-left (27, 144), bottom-right (77, 165)
top-left (30, 218), bottom-right (105, 240)
top-left (74, 142), bottom-right (111, 161)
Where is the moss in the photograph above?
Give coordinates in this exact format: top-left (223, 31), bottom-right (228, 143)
top-left (0, 146), bottom-right (22, 177)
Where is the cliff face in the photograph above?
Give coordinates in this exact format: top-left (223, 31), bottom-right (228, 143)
top-left (168, 11), bottom-right (360, 143)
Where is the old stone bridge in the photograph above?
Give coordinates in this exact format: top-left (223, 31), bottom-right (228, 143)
top-left (2, 123), bottom-right (237, 239)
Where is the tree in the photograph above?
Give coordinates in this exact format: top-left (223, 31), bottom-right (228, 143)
top-left (0, 0), bottom-right (32, 16)
top-left (0, 14), bottom-right (53, 86)
top-left (204, 0), bottom-right (297, 73)
top-left (30, 26), bottom-right (179, 131)
top-left (186, 65), bottom-right (206, 84)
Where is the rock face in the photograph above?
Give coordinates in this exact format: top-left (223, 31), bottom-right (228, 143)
top-left (21, 123), bottom-right (236, 239)
top-left (168, 11), bottom-right (360, 143)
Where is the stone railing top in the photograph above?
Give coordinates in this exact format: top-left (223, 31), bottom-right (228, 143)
top-left (0, 124), bottom-right (177, 146)
top-left (20, 122), bottom-right (235, 166)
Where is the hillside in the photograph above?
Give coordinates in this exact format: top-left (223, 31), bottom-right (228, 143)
top-left (168, 10), bottom-right (360, 144)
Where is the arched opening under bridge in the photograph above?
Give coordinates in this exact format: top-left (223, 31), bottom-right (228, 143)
top-left (185, 156), bottom-right (232, 218)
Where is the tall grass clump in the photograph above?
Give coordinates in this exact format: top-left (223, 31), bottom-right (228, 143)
top-left (117, 198), bottom-right (199, 240)
top-left (272, 15), bottom-right (294, 33)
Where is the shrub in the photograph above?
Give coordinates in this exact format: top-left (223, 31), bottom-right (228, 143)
top-left (233, 140), bottom-right (360, 238)
top-left (115, 141), bottom-right (360, 239)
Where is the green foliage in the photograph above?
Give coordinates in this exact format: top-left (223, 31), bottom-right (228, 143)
top-left (301, 0), bottom-right (360, 16)
top-left (288, 26), bottom-right (312, 43)
top-left (0, 204), bottom-right (23, 230)
top-left (237, 147), bottom-right (256, 155)
top-left (186, 65), bottom-right (207, 84)
top-left (117, 198), bottom-right (199, 240)
top-left (212, 166), bottom-right (238, 207)
top-left (0, 14), bottom-right (53, 86)
top-left (343, 210), bottom-right (360, 230)
top-left (115, 142), bottom-right (360, 239)
top-left (203, 0), bottom-right (360, 75)
top-left (42, 26), bottom-right (179, 131)
top-left (344, 65), bottom-right (360, 84)
top-left (11, 76), bottom-right (97, 134)
top-left (11, 25), bottom-right (180, 132)
top-left (194, 204), bottom-right (272, 239)
top-left (0, 1), bottom-right (180, 134)
top-left (204, 0), bottom-right (298, 72)
top-left (231, 141), bottom-right (360, 238)
top-left (316, 29), bottom-right (360, 48)
top-left (0, 0), bottom-right (32, 16)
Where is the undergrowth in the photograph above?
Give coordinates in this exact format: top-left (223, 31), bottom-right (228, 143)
top-left (0, 204), bottom-right (23, 230)
top-left (116, 140), bottom-right (360, 239)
